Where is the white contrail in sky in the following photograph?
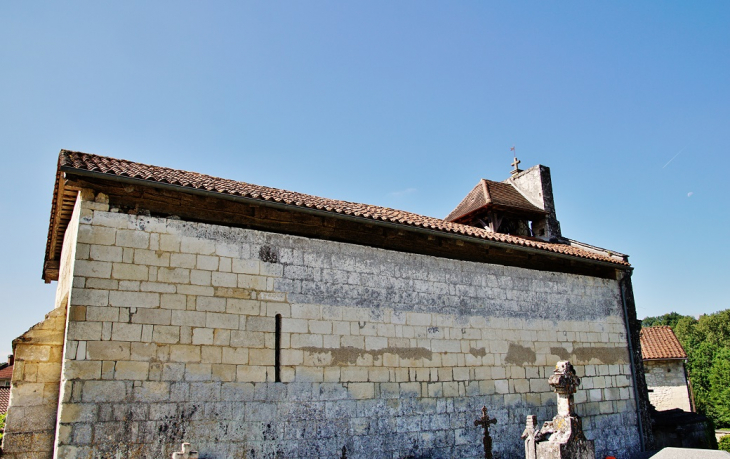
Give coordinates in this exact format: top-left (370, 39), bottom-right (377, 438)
top-left (662, 147), bottom-right (685, 169)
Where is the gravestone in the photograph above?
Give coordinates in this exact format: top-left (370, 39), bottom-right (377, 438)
top-left (171, 442), bottom-right (199, 459)
top-left (525, 361), bottom-right (595, 459)
top-left (522, 415), bottom-right (538, 459)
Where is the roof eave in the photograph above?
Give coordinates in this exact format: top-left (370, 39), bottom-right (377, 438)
top-left (642, 357), bottom-right (688, 361)
top-left (446, 203), bottom-right (548, 225)
top-left (43, 165), bottom-right (632, 279)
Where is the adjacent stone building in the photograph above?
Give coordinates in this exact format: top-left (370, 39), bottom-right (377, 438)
top-left (0, 355), bottom-right (13, 388)
top-left (2, 150), bottom-right (653, 458)
top-left (641, 326), bottom-right (692, 412)
top-left (0, 355), bottom-right (12, 414)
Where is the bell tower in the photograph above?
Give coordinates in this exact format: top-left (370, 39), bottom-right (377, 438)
top-left (507, 164), bottom-right (562, 242)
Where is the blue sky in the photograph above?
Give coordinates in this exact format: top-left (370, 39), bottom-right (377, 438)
top-left (1, 1), bottom-right (729, 358)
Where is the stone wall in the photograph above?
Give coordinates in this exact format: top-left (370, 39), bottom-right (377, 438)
top-left (52, 194), bottom-right (642, 458)
top-left (1, 306), bottom-right (68, 459)
top-left (645, 360), bottom-right (691, 412)
top-left (508, 165), bottom-right (562, 241)
top-left (1, 194), bottom-right (80, 458)
top-left (54, 192), bottom-right (84, 310)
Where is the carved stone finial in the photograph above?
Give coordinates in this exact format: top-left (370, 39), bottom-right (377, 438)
top-left (548, 360), bottom-right (581, 417)
top-left (172, 442), bottom-right (199, 459)
top-left (548, 360), bottom-right (581, 395)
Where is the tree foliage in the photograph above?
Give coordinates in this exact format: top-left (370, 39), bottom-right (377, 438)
top-left (641, 312), bottom-right (688, 328)
top-left (0, 412), bottom-right (5, 442)
top-left (708, 348), bottom-right (730, 427)
top-left (643, 309), bottom-right (730, 428)
top-left (719, 435), bottom-right (730, 452)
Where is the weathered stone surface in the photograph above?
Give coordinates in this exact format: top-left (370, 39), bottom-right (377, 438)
top-left (2, 302), bottom-right (68, 458)
top-left (530, 361), bottom-right (596, 459)
top-left (32, 204), bottom-right (641, 458)
top-left (644, 360), bottom-right (692, 412)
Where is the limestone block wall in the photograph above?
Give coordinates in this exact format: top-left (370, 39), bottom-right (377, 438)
top-left (644, 360), bottom-right (691, 412)
top-left (1, 306), bottom-right (68, 459)
top-left (1, 193), bottom-right (80, 459)
top-left (52, 196), bottom-right (641, 458)
top-left (55, 192), bottom-right (84, 310)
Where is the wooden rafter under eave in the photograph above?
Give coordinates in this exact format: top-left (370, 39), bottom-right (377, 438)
top-left (43, 170), bottom-right (80, 283)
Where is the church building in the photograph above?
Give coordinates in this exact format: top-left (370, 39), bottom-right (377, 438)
top-left (1, 150), bottom-right (652, 458)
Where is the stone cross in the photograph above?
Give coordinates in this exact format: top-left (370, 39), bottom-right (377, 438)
top-left (474, 405), bottom-right (497, 459)
top-left (511, 154), bottom-right (522, 175)
top-left (521, 415), bottom-right (538, 459)
top-left (171, 442), bottom-right (199, 459)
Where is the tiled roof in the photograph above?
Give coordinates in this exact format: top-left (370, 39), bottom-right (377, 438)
top-left (0, 364), bottom-right (12, 380)
top-left (445, 179), bottom-right (545, 222)
top-left (47, 150), bottom-right (630, 268)
top-left (0, 386), bottom-right (9, 413)
top-left (641, 326), bottom-right (687, 360)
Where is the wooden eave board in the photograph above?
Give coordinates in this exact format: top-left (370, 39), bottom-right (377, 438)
top-left (48, 174), bottom-right (622, 280)
top-left (43, 172), bottom-right (80, 281)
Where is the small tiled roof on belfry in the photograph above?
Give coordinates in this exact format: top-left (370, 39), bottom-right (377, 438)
top-left (445, 179), bottom-right (546, 223)
top-left (0, 386), bottom-right (10, 413)
top-left (640, 326), bottom-right (688, 360)
top-left (0, 364), bottom-right (12, 380)
top-left (45, 150), bottom-right (631, 270)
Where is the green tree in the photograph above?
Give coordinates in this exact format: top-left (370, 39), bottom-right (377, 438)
top-left (708, 348), bottom-right (730, 427)
top-left (0, 412), bottom-right (5, 442)
top-left (719, 435), bottom-right (730, 452)
top-left (641, 312), bottom-right (690, 328)
top-left (674, 316), bottom-right (700, 350)
top-left (697, 310), bottom-right (730, 349)
top-left (685, 340), bottom-right (717, 414)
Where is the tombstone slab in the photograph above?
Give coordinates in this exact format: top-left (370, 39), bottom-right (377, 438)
top-left (522, 415), bottom-right (538, 459)
top-left (172, 442), bottom-right (199, 459)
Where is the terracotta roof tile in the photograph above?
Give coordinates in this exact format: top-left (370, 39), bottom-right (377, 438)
top-left (0, 386), bottom-right (9, 413)
top-left (641, 326), bottom-right (687, 360)
top-left (0, 364), bottom-right (12, 380)
top-left (445, 179), bottom-right (545, 222)
top-left (49, 150), bottom-right (630, 267)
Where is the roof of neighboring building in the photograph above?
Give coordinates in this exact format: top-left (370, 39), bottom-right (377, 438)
top-left (641, 326), bottom-right (688, 360)
top-left (0, 364), bottom-right (12, 380)
top-left (445, 179), bottom-right (546, 222)
top-left (0, 386), bottom-right (9, 413)
top-left (44, 150), bottom-right (630, 280)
